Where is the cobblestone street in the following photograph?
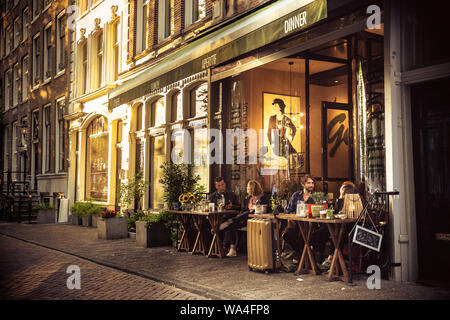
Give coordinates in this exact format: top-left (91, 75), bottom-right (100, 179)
top-left (0, 223), bottom-right (449, 301)
top-left (0, 233), bottom-right (205, 300)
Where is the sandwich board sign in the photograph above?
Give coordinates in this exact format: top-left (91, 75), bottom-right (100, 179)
top-left (352, 225), bottom-right (383, 252)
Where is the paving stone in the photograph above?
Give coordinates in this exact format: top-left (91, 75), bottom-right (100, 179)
top-left (0, 223), bottom-right (449, 300)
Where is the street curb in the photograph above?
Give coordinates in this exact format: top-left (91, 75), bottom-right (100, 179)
top-left (0, 231), bottom-right (241, 300)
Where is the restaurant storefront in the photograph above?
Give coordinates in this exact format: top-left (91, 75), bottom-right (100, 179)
top-left (99, 0), bottom-right (447, 284)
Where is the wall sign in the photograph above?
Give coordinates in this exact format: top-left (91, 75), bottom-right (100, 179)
top-left (352, 225), bottom-right (383, 252)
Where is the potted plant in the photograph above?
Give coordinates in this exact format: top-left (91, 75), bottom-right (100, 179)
top-left (97, 208), bottom-right (128, 240)
top-left (117, 172), bottom-right (149, 216)
top-left (33, 202), bottom-right (57, 224)
top-left (127, 210), bottom-right (146, 239)
top-left (70, 200), bottom-right (103, 227)
top-left (310, 192), bottom-right (328, 217)
top-left (136, 209), bottom-right (173, 248)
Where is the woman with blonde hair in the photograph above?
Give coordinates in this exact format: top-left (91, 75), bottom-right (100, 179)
top-left (220, 180), bottom-right (269, 257)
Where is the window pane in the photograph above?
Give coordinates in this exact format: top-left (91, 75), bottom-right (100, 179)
top-left (152, 98), bottom-right (165, 126)
top-left (150, 135), bottom-right (165, 209)
top-left (171, 91), bottom-right (182, 122)
top-left (190, 83), bottom-right (208, 117)
top-left (193, 128), bottom-right (208, 189)
top-left (86, 117), bottom-right (109, 202)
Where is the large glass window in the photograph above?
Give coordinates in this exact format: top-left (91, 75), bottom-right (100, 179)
top-left (150, 135), bottom-right (165, 209)
top-left (171, 91), bottom-right (182, 122)
top-left (151, 97), bottom-right (165, 127)
top-left (86, 116), bottom-right (109, 202)
top-left (43, 105), bottom-right (51, 172)
top-left (56, 13), bottom-right (65, 72)
top-left (189, 82), bottom-right (208, 118)
top-left (22, 55), bottom-right (29, 101)
top-left (192, 128), bottom-right (209, 189)
top-left (56, 98), bottom-right (66, 172)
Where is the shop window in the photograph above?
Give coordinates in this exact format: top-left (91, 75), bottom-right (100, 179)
top-left (171, 91), bottom-right (182, 122)
top-left (86, 116), bottom-right (109, 202)
top-left (151, 97), bottom-right (165, 127)
top-left (192, 128), bottom-right (209, 189)
top-left (150, 135), bottom-right (165, 209)
top-left (189, 82), bottom-right (207, 118)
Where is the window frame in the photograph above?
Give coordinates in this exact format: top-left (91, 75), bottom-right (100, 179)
top-left (22, 7), bottom-right (29, 43)
top-left (12, 63), bottom-right (19, 107)
top-left (43, 23), bottom-right (52, 81)
top-left (56, 11), bottom-right (66, 73)
top-left (43, 104), bottom-right (52, 173)
top-left (32, 33), bottom-right (41, 87)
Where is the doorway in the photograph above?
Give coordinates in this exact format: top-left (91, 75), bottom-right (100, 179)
top-left (411, 77), bottom-right (450, 286)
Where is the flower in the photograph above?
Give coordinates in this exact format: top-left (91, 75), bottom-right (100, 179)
top-left (100, 209), bottom-right (117, 219)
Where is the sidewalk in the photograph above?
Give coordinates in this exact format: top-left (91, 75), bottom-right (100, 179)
top-left (0, 222), bottom-right (449, 300)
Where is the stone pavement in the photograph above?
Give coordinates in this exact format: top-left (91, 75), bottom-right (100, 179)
top-left (0, 233), bottom-right (205, 300)
top-left (0, 222), bottom-right (449, 300)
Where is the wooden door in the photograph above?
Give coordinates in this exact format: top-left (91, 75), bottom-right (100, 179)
top-left (411, 77), bottom-right (450, 286)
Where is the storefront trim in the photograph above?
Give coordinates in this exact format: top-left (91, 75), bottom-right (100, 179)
top-left (108, 0), bottom-right (327, 109)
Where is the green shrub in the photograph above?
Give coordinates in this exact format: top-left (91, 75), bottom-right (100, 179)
top-left (127, 210), bottom-right (146, 232)
top-left (70, 200), bottom-right (104, 217)
top-left (32, 202), bottom-right (56, 211)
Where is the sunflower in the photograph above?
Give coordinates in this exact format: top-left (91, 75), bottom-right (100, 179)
top-left (182, 194), bottom-right (190, 203)
top-left (188, 194), bottom-right (195, 203)
top-left (178, 194), bottom-right (183, 202)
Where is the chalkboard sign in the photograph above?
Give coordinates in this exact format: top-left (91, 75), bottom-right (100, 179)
top-left (352, 225), bottom-right (383, 252)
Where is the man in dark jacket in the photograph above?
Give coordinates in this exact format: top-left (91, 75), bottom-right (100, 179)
top-left (282, 175), bottom-right (315, 252)
top-left (208, 177), bottom-right (240, 211)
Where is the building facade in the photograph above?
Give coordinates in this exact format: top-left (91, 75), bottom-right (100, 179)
top-left (3, 0), bottom-right (448, 286)
top-left (1, 0), bottom-right (70, 202)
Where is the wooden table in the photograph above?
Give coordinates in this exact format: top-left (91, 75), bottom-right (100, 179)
top-left (168, 210), bottom-right (239, 258)
top-left (277, 214), bottom-right (357, 282)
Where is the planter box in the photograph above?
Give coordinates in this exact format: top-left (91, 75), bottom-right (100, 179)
top-left (36, 209), bottom-right (57, 224)
top-left (92, 215), bottom-right (99, 228)
top-left (81, 215), bottom-right (92, 227)
top-left (97, 217), bottom-right (128, 240)
top-left (136, 220), bottom-right (171, 248)
top-left (128, 232), bottom-right (136, 239)
top-left (70, 215), bottom-right (82, 225)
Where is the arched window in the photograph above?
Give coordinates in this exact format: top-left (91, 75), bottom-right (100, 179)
top-left (171, 91), bottom-right (182, 122)
top-left (151, 97), bottom-right (165, 127)
top-left (189, 82), bottom-right (208, 118)
top-left (136, 103), bottom-right (143, 131)
top-left (86, 116), bottom-right (109, 202)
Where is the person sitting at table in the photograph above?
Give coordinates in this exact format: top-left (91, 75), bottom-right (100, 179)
top-left (220, 180), bottom-right (269, 257)
top-left (282, 174), bottom-right (316, 253)
top-left (209, 177), bottom-right (240, 211)
top-left (318, 181), bottom-right (367, 272)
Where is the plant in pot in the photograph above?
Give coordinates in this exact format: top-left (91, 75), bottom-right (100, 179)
top-left (117, 172), bottom-right (149, 217)
top-left (159, 161), bottom-right (206, 247)
top-left (310, 192), bottom-right (328, 218)
top-left (127, 210), bottom-right (146, 239)
top-left (70, 200), bottom-right (102, 227)
top-left (135, 209), bottom-right (174, 248)
top-left (32, 202), bottom-right (57, 224)
top-left (97, 208), bottom-right (128, 240)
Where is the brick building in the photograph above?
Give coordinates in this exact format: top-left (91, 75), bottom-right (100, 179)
top-left (1, 0), bottom-right (70, 201)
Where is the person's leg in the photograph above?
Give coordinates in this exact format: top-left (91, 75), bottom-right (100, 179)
top-left (224, 222), bottom-right (238, 256)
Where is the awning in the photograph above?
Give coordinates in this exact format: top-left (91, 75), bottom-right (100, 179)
top-left (108, 0), bottom-right (327, 109)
